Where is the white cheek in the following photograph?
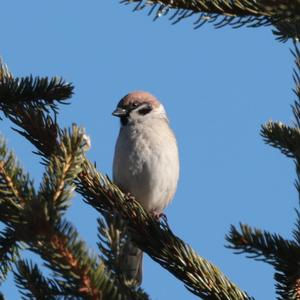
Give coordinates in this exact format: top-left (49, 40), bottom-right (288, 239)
top-left (129, 110), bottom-right (150, 122)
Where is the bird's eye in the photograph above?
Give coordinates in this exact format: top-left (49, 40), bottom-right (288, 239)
top-left (138, 105), bottom-right (152, 115)
top-left (132, 102), bottom-right (138, 107)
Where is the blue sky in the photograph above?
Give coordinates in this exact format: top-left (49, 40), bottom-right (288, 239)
top-left (0, 1), bottom-right (296, 299)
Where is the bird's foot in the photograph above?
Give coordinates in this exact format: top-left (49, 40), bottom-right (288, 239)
top-left (151, 210), bottom-right (167, 222)
top-left (125, 192), bottom-right (135, 202)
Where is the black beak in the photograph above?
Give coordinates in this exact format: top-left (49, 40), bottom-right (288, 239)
top-left (112, 107), bottom-right (127, 117)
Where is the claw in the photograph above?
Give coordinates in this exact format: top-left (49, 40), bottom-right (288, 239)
top-left (125, 193), bottom-right (136, 202)
top-left (151, 210), bottom-right (167, 221)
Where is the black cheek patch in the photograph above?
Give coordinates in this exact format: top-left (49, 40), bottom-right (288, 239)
top-left (138, 107), bottom-right (152, 115)
top-left (120, 116), bottom-right (129, 126)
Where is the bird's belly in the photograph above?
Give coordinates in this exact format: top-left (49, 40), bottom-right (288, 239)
top-left (114, 145), bottom-right (178, 213)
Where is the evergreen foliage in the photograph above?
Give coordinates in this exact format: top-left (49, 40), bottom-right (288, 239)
top-left (120, 0), bottom-right (300, 42)
top-left (225, 45), bottom-right (300, 299)
top-left (0, 62), bottom-right (149, 299)
top-left (0, 1), bottom-right (300, 299)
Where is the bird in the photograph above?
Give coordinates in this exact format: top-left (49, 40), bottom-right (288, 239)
top-left (112, 91), bottom-right (179, 285)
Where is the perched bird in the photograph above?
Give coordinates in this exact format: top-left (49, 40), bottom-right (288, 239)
top-left (112, 91), bottom-right (179, 285)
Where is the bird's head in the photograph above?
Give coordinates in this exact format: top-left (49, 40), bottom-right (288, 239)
top-left (112, 91), bottom-right (167, 126)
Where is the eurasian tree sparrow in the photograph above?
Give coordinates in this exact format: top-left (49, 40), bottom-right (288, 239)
top-left (112, 91), bottom-right (179, 285)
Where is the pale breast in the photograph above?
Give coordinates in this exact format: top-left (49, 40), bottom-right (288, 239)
top-left (113, 120), bottom-right (179, 213)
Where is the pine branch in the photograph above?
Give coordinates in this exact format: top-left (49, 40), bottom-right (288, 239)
top-left (0, 227), bottom-right (20, 284)
top-left (28, 220), bottom-right (119, 299)
top-left (293, 210), bottom-right (300, 246)
top-left (260, 121), bottom-right (300, 159)
top-left (120, 0), bottom-right (300, 41)
top-left (44, 220), bottom-right (149, 300)
top-left (97, 215), bottom-right (130, 283)
top-left (38, 125), bottom-right (86, 223)
top-left (0, 59), bottom-right (73, 112)
top-left (292, 45), bottom-right (300, 128)
top-left (226, 224), bottom-right (300, 265)
top-left (122, 0), bottom-right (299, 18)
top-left (11, 108), bottom-right (59, 160)
top-left (0, 63), bottom-right (132, 298)
top-left (121, 0), bottom-right (300, 27)
top-left (0, 62), bottom-right (65, 160)
top-left (97, 216), bottom-right (150, 300)
top-left (226, 224), bottom-right (300, 299)
top-left (0, 137), bottom-right (34, 227)
top-left (0, 86), bottom-right (252, 298)
top-left (272, 19), bottom-right (300, 43)
top-left (261, 45), bottom-right (300, 158)
top-left (261, 43), bottom-right (300, 208)
top-left (76, 161), bottom-right (253, 300)
top-left (121, 0), bottom-right (269, 28)
top-left (17, 128), bottom-right (122, 299)
top-left (97, 215), bottom-right (128, 277)
top-left (19, 217), bottom-right (143, 300)
top-left (0, 101), bottom-right (128, 299)
top-left (14, 260), bottom-right (62, 300)
top-left (230, 44), bottom-right (300, 299)
top-left (0, 60), bottom-right (252, 299)
top-left (27, 129), bottom-right (126, 298)
top-left (0, 75), bottom-right (73, 108)
top-left (0, 130), bottom-right (97, 298)
top-left (0, 88), bottom-right (150, 298)
top-left (0, 130), bottom-right (135, 299)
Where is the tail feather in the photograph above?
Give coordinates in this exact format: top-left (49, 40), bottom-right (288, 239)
top-left (122, 240), bottom-right (143, 285)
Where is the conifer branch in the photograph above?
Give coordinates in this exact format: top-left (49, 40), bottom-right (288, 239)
top-left (14, 260), bottom-right (62, 299)
top-left (0, 78), bottom-right (149, 299)
top-left (226, 224), bottom-right (300, 265)
top-left (97, 216), bottom-right (150, 300)
top-left (0, 60), bottom-right (73, 111)
top-left (226, 224), bottom-right (300, 299)
top-left (229, 44), bottom-right (300, 299)
top-left (97, 215), bottom-right (131, 283)
top-left (76, 161), bottom-right (253, 300)
top-left (261, 45), bottom-right (300, 157)
top-left (292, 210), bottom-right (300, 245)
top-left (260, 121), bottom-right (300, 158)
top-left (10, 108), bottom-right (59, 160)
top-left (120, 0), bottom-right (300, 41)
top-left (24, 218), bottom-right (147, 300)
top-left (0, 63), bottom-right (252, 300)
top-left (272, 19), bottom-right (300, 43)
top-left (0, 129), bottom-right (133, 299)
top-left (38, 125), bottom-right (86, 222)
top-left (121, 0), bottom-right (270, 28)
top-left (30, 220), bottom-right (114, 299)
top-left (0, 138), bottom-right (33, 207)
top-left (292, 45), bottom-right (300, 127)
top-left (122, 0), bottom-right (299, 18)
top-left (3, 100), bottom-right (229, 298)
top-left (98, 216), bottom-right (128, 278)
top-left (0, 228), bottom-right (20, 284)
top-left (0, 75), bottom-right (73, 106)
top-left (0, 138), bottom-right (34, 227)
top-left (18, 128), bottom-right (124, 299)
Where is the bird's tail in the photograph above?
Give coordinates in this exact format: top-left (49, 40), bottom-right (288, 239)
top-left (122, 240), bottom-right (143, 286)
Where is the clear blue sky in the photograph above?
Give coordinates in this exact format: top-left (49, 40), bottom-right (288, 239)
top-left (0, 1), bottom-right (296, 299)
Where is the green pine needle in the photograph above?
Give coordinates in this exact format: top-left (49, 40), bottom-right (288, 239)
top-left (77, 161), bottom-right (253, 300)
top-left (0, 136), bottom-right (35, 226)
top-left (120, 0), bottom-right (300, 41)
top-left (38, 125), bottom-right (86, 223)
top-left (0, 228), bottom-right (20, 284)
top-left (0, 60), bottom-right (73, 111)
top-left (14, 259), bottom-right (61, 300)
